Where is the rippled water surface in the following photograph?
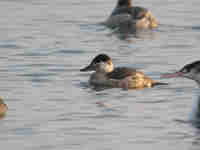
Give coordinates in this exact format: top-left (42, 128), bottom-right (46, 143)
top-left (1, 0), bottom-right (200, 149)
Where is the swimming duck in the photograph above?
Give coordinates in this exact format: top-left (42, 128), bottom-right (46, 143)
top-left (0, 97), bottom-right (7, 117)
top-left (104, 0), bottom-right (158, 31)
top-left (80, 54), bottom-right (165, 89)
top-left (162, 61), bottom-right (200, 123)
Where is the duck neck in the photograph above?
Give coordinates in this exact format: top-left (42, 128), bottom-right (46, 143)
top-left (96, 70), bottom-right (107, 74)
top-left (194, 95), bottom-right (200, 120)
top-left (189, 92), bottom-right (200, 123)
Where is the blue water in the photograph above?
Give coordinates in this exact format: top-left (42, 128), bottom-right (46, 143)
top-left (1, 0), bottom-right (200, 149)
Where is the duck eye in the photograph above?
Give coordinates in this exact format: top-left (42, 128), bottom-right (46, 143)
top-left (181, 68), bottom-right (188, 73)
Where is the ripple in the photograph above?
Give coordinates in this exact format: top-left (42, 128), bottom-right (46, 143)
top-left (18, 72), bottom-right (57, 83)
top-left (17, 52), bottom-right (51, 57)
top-left (0, 43), bottom-right (23, 49)
top-left (137, 99), bottom-right (170, 104)
top-left (160, 43), bottom-right (193, 49)
top-left (47, 68), bottom-right (67, 72)
top-left (31, 78), bottom-right (51, 83)
top-left (89, 114), bottom-right (123, 119)
top-left (11, 127), bottom-right (36, 136)
top-left (19, 73), bottom-right (57, 77)
top-left (192, 26), bottom-right (200, 30)
top-left (80, 23), bottom-right (107, 32)
top-left (56, 49), bottom-right (85, 54)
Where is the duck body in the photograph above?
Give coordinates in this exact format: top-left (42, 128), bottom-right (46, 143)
top-left (107, 67), bottom-right (155, 89)
top-left (89, 71), bottom-right (118, 88)
top-left (81, 54), bottom-right (164, 89)
top-left (89, 67), bottom-right (155, 89)
top-left (104, 0), bottom-right (157, 31)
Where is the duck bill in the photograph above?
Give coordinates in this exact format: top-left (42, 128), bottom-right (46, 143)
top-left (80, 64), bottom-right (94, 72)
top-left (161, 71), bottom-right (185, 78)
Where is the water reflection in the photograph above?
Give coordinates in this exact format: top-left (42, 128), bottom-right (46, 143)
top-left (104, 23), bottom-right (195, 41)
top-left (105, 25), bottom-right (158, 41)
top-left (192, 130), bottom-right (200, 146)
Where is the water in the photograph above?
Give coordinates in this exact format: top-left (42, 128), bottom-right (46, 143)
top-left (1, 0), bottom-right (200, 149)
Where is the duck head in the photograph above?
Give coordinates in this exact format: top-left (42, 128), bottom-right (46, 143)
top-left (162, 61), bottom-right (200, 85)
top-left (117, 0), bottom-right (132, 8)
top-left (80, 54), bottom-right (114, 73)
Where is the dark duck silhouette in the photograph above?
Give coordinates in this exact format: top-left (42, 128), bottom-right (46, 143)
top-left (104, 0), bottom-right (158, 32)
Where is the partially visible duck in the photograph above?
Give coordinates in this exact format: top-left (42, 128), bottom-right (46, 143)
top-left (104, 0), bottom-right (158, 31)
top-left (80, 54), bottom-right (165, 89)
top-left (0, 97), bottom-right (7, 117)
top-left (162, 61), bottom-right (200, 123)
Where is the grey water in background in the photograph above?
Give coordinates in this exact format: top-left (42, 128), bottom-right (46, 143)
top-left (1, 0), bottom-right (200, 149)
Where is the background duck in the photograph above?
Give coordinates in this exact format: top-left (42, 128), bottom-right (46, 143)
top-left (162, 61), bottom-right (200, 124)
top-left (80, 54), bottom-right (166, 89)
top-left (0, 97), bottom-right (7, 117)
top-left (104, 0), bottom-right (158, 32)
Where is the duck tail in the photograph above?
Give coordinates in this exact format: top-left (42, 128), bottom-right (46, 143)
top-left (152, 82), bottom-right (168, 87)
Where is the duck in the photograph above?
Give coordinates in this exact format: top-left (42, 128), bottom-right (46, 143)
top-left (162, 61), bottom-right (200, 123)
top-left (104, 0), bottom-right (158, 32)
top-left (80, 54), bottom-right (166, 89)
top-left (0, 97), bottom-right (7, 117)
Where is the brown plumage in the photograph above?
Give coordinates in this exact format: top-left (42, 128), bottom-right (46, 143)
top-left (0, 97), bottom-right (7, 117)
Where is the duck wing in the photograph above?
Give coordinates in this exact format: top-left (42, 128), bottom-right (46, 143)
top-left (107, 67), bottom-right (137, 80)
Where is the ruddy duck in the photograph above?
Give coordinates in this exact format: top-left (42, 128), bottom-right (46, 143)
top-left (162, 61), bottom-right (200, 123)
top-left (104, 0), bottom-right (158, 31)
top-left (0, 97), bottom-right (7, 117)
top-left (80, 54), bottom-right (165, 89)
